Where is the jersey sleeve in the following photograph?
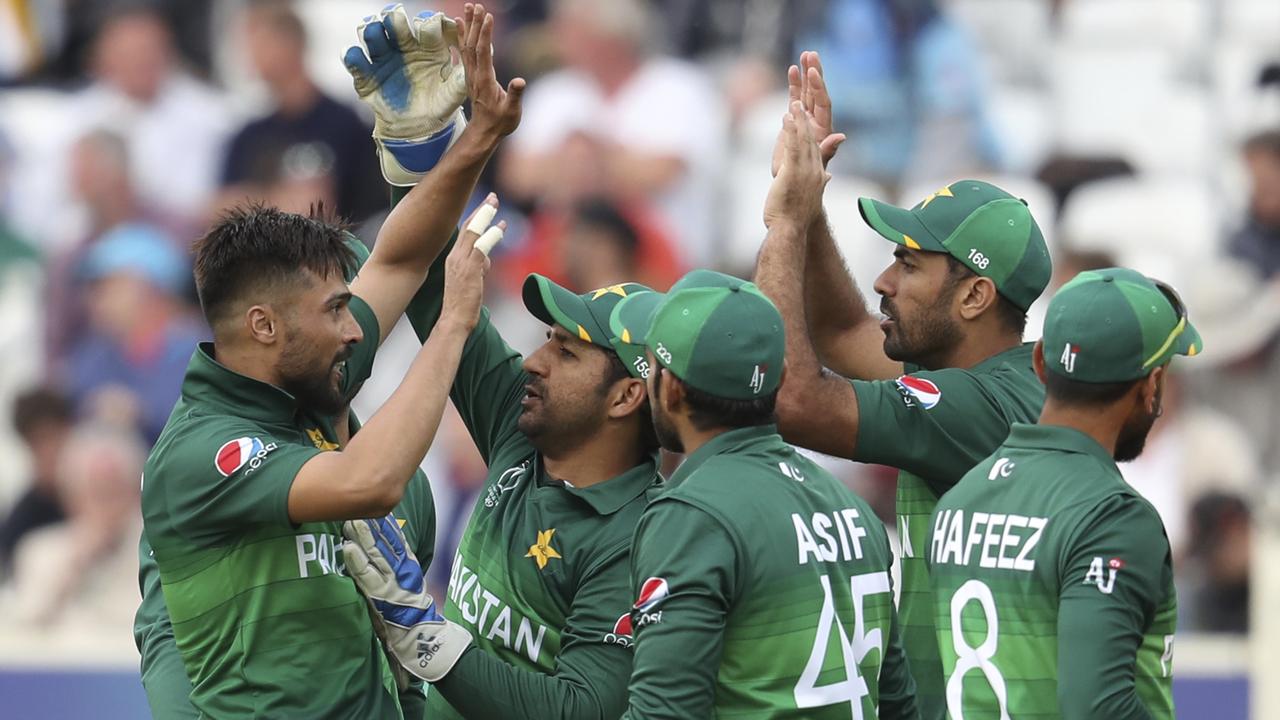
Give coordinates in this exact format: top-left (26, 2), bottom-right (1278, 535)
top-left (876, 546), bottom-right (920, 719)
top-left (339, 294), bottom-right (381, 399)
top-left (624, 500), bottom-right (736, 720)
top-left (150, 422), bottom-right (322, 545)
top-left (430, 539), bottom-right (635, 719)
top-left (851, 369), bottom-right (1012, 494)
top-left (1057, 494), bottom-right (1169, 720)
top-left (134, 535), bottom-right (199, 719)
top-left (398, 232), bottom-right (527, 464)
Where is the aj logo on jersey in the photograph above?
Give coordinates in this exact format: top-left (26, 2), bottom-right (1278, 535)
top-left (895, 375), bottom-right (941, 409)
top-left (1061, 343), bottom-right (1080, 374)
top-left (1083, 556), bottom-right (1124, 594)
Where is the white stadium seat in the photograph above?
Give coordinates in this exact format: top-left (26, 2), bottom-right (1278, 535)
top-left (947, 0), bottom-right (1052, 84)
top-left (1059, 0), bottom-right (1208, 56)
top-left (1058, 176), bottom-right (1220, 262)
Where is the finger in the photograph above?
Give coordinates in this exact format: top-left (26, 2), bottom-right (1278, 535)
top-left (506, 76), bottom-right (527, 105)
top-left (381, 4), bottom-right (416, 54)
top-left (474, 220), bottom-right (507, 257)
top-left (819, 133), bottom-right (847, 162)
top-left (787, 65), bottom-right (801, 104)
top-left (343, 45), bottom-right (375, 82)
top-left (464, 195), bottom-right (498, 239)
top-left (375, 514), bottom-right (409, 560)
top-left (478, 12), bottom-right (496, 83)
top-left (809, 66), bottom-right (833, 130)
top-left (347, 519), bottom-right (393, 577)
top-left (800, 53), bottom-right (814, 113)
top-left (362, 17), bottom-right (395, 65)
top-left (341, 539), bottom-right (373, 582)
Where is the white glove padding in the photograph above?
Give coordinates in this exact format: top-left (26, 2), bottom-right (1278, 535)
top-left (342, 514), bottom-right (473, 682)
top-left (343, 4), bottom-right (469, 186)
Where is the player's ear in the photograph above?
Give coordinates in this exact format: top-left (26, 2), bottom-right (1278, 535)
top-left (958, 276), bottom-right (998, 322)
top-left (246, 304), bottom-right (280, 346)
top-left (1031, 340), bottom-right (1047, 384)
top-left (1143, 365), bottom-right (1167, 417)
top-left (608, 377), bottom-right (647, 419)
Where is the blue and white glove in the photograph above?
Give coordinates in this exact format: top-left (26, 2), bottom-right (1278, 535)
top-left (343, 4), bottom-right (469, 186)
top-left (342, 514), bottom-right (473, 682)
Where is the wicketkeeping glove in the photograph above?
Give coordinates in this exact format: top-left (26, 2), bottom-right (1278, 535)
top-left (343, 4), bottom-right (469, 186)
top-left (342, 514), bottom-right (473, 682)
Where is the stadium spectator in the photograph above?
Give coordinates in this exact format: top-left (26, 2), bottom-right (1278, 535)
top-left (218, 0), bottom-right (383, 224)
top-left (501, 0), bottom-right (728, 266)
top-left (1, 421), bottom-right (144, 644)
top-left (45, 129), bottom-right (191, 368)
top-left (67, 4), bottom-right (231, 221)
top-left (1180, 492), bottom-right (1252, 633)
top-left (0, 388), bottom-right (72, 579)
top-left (63, 223), bottom-right (204, 443)
top-left (1227, 129), bottom-right (1280, 279)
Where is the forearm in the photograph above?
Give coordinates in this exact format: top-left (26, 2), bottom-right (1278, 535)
top-left (433, 645), bottom-right (627, 720)
top-left (373, 126), bottom-right (499, 271)
top-left (755, 220), bottom-right (823, 381)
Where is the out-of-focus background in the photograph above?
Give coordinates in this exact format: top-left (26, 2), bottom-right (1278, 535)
top-left (0, 0), bottom-right (1275, 716)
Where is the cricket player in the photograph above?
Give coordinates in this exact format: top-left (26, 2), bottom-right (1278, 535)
top-left (753, 52), bottom-right (1052, 719)
top-left (929, 268), bottom-right (1198, 718)
top-left (605, 105), bottom-right (916, 719)
top-left (134, 5), bottom-right (521, 716)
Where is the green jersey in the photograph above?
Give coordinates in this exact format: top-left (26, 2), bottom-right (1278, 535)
top-left (851, 343), bottom-right (1043, 719)
top-left (140, 296), bottom-right (404, 718)
top-left (420, 303), bottom-right (662, 719)
top-left (928, 423), bottom-right (1176, 719)
top-left (624, 425), bottom-right (916, 719)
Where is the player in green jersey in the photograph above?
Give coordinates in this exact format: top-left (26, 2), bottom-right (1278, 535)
top-left (929, 268), bottom-right (1200, 719)
top-left (606, 106), bottom-right (916, 719)
top-left (136, 4), bottom-right (524, 715)
top-left (752, 52), bottom-right (1053, 719)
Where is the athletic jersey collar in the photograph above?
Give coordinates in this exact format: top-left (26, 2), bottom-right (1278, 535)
top-left (182, 342), bottom-right (302, 423)
top-left (559, 452), bottom-right (661, 515)
top-left (903, 341), bottom-right (1033, 375)
top-left (1002, 422), bottom-right (1117, 468)
top-left (669, 424), bottom-right (779, 486)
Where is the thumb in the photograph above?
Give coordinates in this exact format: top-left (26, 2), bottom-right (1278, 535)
top-left (506, 77), bottom-right (527, 105)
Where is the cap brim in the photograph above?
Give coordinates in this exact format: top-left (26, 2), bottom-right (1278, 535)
top-left (521, 274), bottom-right (608, 346)
top-left (857, 197), bottom-right (945, 253)
top-left (1175, 319), bottom-right (1203, 359)
top-left (609, 291), bottom-right (664, 348)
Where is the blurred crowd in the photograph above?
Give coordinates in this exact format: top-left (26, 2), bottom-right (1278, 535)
top-left (0, 0), bottom-right (1276, 650)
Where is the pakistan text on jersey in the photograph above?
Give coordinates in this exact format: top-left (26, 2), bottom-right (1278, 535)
top-left (296, 532), bottom-right (344, 578)
top-left (447, 552), bottom-right (550, 664)
top-left (793, 508), bottom-right (871, 565)
top-left (931, 509), bottom-right (1048, 571)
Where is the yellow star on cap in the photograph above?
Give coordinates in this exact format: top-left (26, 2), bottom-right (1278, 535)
top-left (525, 529), bottom-right (562, 570)
top-left (919, 185), bottom-right (954, 208)
top-left (591, 284), bottom-right (629, 300)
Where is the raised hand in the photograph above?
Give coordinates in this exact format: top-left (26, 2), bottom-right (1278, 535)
top-left (343, 3), bottom-right (469, 185)
top-left (764, 101), bottom-right (831, 232)
top-left (456, 3), bottom-right (525, 139)
top-left (771, 51), bottom-right (846, 177)
top-left (441, 193), bottom-right (506, 332)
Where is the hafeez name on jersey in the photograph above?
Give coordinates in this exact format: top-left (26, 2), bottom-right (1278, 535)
top-left (930, 508), bottom-right (1048, 572)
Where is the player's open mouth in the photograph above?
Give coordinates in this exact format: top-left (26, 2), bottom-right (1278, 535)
top-left (522, 384), bottom-right (541, 406)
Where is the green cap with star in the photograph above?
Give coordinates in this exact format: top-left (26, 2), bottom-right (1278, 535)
top-left (522, 274), bottom-right (654, 379)
top-left (609, 269), bottom-right (784, 400)
top-left (858, 179), bottom-right (1052, 311)
top-left (1043, 267), bottom-right (1202, 382)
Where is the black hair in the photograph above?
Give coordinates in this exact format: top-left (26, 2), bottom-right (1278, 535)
top-left (570, 199), bottom-right (640, 259)
top-left (192, 202), bottom-right (355, 328)
top-left (1042, 370), bottom-right (1140, 408)
top-left (652, 367), bottom-right (777, 432)
top-left (13, 386), bottom-right (73, 441)
top-left (601, 350), bottom-right (661, 454)
top-left (942, 254), bottom-right (1027, 337)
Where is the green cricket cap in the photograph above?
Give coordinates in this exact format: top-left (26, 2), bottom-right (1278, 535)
top-left (521, 274), bottom-right (654, 379)
top-left (609, 269), bottom-right (784, 400)
top-left (1043, 267), bottom-right (1202, 382)
top-left (858, 179), bottom-right (1052, 311)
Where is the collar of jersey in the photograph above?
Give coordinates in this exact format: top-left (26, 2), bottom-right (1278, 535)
top-left (182, 342), bottom-right (302, 422)
top-left (1002, 422), bottom-right (1117, 467)
top-left (903, 341), bottom-right (1033, 375)
top-left (560, 452), bottom-right (661, 515)
top-left (668, 424), bottom-right (780, 487)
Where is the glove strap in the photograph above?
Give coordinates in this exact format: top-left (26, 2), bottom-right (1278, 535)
top-left (379, 109), bottom-right (467, 186)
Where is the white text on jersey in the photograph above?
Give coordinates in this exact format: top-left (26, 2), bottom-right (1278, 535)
top-left (931, 509), bottom-right (1048, 572)
top-left (794, 508), bottom-right (868, 565)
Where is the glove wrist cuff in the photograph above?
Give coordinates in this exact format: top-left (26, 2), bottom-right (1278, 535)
top-left (377, 108), bottom-right (467, 186)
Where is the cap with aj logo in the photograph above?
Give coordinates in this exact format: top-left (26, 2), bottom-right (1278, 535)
top-left (858, 180), bottom-right (1052, 312)
top-left (609, 270), bottom-right (784, 400)
top-left (1043, 267), bottom-right (1202, 383)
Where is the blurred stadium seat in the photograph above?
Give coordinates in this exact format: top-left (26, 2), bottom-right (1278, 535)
top-left (948, 0), bottom-right (1051, 84)
top-left (1059, 176), bottom-right (1220, 264)
top-left (1059, 0), bottom-right (1208, 56)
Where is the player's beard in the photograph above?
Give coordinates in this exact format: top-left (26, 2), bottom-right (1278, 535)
top-left (278, 331), bottom-right (352, 417)
top-left (880, 295), bottom-right (962, 370)
top-left (1114, 385), bottom-right (1162, 463)
top-left (517, 376), bottom-right (608, 457)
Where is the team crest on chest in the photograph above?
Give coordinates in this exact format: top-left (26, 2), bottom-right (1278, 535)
top-left (525, 528), bottom-right (562, 570)
top-left (306, 428), bottom-right (340, 451)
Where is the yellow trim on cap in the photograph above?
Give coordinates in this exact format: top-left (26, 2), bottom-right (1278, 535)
top-left (578, 325), bottom-right (592, 342)
top-left (903, 234), bottom-right (921, 250)
top-left (1142, 317), bottom-right (1186, 369)
top-left (621, 328), bottom-right (632, 344)
top-left (1187, 343), bottom-right (1199, 357)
